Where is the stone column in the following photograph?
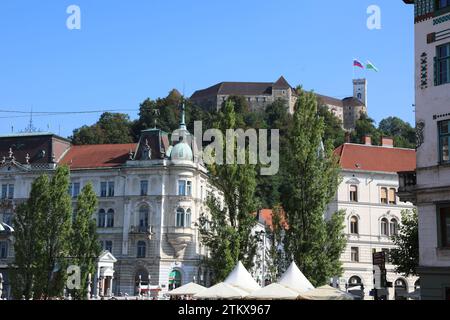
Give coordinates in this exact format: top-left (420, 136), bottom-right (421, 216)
top-left (122, 198), bottom-right (132, 255)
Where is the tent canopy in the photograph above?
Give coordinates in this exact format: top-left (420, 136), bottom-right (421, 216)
top-left (278, 262), bottom-right (314, 293)
top-left (246, 283), bottom-right (299, 300)
top-left (194, 282), bottom-right (249, 300)
top-left (299, 285), bottom-right (354, 300)
top-left (167, 282), bottom-right (206, 296)
top-left (224, 261), bottom-right (261, 293)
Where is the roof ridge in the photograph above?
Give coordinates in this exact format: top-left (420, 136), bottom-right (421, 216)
top-left (343, 143), bottom-right (415, 151)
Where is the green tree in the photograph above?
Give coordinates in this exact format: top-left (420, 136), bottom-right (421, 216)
top-left (198, 99), bottom-right (259, 283)
top-left (390, 209), bottom-right (419, 277)
top-left (351, 113), bottom-right (381, 145)
top-left (33, 166), bottom-right (73, 299)
top-left (69, 183), bottom-right (101, 300)
top-left (281, 88), bottom-right (346, 286)
top-left (378, 116), bottom-right (416, 149)
top-left (71, 112), bottom-right (134, 145)
top-left (318, 105), bottom-right (346, 148)
top-left (10, 176), bottom-right (50, 299)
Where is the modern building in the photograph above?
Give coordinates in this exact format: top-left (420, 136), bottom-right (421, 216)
top-left (400, 0), bottom-right (450, 300)
top-left (328, 137), bottom-right (419, 300)
top-left (191, 77), bottom-right (367, 130)
top-left (0, 113), bottom-right (216, 298)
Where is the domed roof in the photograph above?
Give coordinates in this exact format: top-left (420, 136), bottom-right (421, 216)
top-left (170, 138), bottom-right (193, 161)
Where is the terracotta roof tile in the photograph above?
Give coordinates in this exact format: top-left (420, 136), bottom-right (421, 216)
top-left (60, 143), bottom-right (137, 169)
top-left (334, 143), bottom-right (416, 173)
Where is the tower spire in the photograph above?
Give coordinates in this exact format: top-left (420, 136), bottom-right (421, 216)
top-left (180, 102), bottom-right (187, 130)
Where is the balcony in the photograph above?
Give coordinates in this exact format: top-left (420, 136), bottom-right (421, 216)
top-left (129, 226), bottom-right (154, 240)
top-left (397, 171), bottom-right (417, 205)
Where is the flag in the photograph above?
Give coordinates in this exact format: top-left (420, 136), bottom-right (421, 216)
top-left (366, 61), bottom-right (379, 72)
top-left (353, 59), bottom-right (364, 69)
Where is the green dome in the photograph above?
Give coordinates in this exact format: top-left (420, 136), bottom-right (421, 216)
top-left (170, 141), bottom-right (193, 161)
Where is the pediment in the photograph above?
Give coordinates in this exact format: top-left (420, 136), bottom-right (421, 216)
top-left (346, 177), bottom-right (361, 185)
top-left (98, 250), bottom-right (118, 263)
top-left (0, 159), bottom-right (30, 173)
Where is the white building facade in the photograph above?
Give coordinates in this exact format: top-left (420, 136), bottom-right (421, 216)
top-left (401, 0), bottom-right (450, 300)
top-left (328, 139), bottom-right (419, 300)
top-left (0, 118), bottom-right (217, 298)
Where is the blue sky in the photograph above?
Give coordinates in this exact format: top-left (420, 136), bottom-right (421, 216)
top-left (0, 0), bottom-right (414, 138)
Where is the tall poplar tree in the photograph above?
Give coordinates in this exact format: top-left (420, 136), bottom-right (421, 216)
top-left (281, 88), bottom-right (346, 286)
top-left (198, 99), bottom-right (259, 283)
top-left (69, 183), bottom-right (101, 300)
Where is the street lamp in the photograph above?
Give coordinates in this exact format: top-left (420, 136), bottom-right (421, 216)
top-left (0, 273), bottom-right (3, 300)
top-left (138, 275), bottom-right (142, 298)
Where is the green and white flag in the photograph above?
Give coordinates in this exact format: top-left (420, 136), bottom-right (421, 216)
top-left (366, 61), bottom-right (379, 72)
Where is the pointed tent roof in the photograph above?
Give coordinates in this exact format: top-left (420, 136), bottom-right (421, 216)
top-left (167, 282), bottom-right (206, 296)
top-left (298, 285), bottom-right (354, 300)
top-left (194, 282), bottom-right (249, 300)
top-left (224, 261), bottom-right (261, 293)
top-left (273, 76), bottom-right (292, 89)
top-left (246, 283), bottom-right (299, 300)
top-left (278, 262), bottom-right (314, 293)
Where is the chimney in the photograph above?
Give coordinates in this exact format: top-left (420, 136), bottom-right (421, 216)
top-left (345, 132), bottom-right (351, 143)
top-left (382, 136), bottom-right (394, 148)
top-left (362, 135), bottom-right (372, 146)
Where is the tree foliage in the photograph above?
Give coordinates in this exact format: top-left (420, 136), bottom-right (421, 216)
top-left (281, 88), bottom-right (346, 286)
top-left (197, 99), bottom-right (259, 283)
top-left (390, 209), bottom-right (419, 277)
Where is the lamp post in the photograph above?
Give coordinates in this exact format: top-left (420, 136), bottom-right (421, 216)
top-left (138, 275), bottom-right (142, 298)
top-left (87, 273), bottom-right (92, 300)
top-left (147, 275), bottom-right (151, 300)
top-left (0, 273), bottom-right (3, 300)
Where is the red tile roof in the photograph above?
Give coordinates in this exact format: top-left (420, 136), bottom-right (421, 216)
top-left (257, 209), bottom-right (288, 231)
top-left (334, 143), bottom-right (416, 173)
top-left (60, 144), bottom-right (137, 169)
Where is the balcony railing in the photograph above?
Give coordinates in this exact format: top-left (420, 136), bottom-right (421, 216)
top-left (397, 171), bottom-right (417, 205)
top-left (129, 225), bottom-right (153, 234)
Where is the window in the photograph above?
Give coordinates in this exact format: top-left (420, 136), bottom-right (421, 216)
top-left (108, 182), bottom-right (115, 197)
top-left (381, 218), bottom-right (389, 236)
top-left (137, 241), bottom-right (146, 258)
top-left (176, 208), bottom-right (185, 227)
top-left (436, 0), bottom-right (450, 11)
top-left (439, 120), bottom-right (450, 163)
top-left (98, 209), bottom-right (106, 228)
top-left (100, 182), bottom-right (107, 197)
top-left (139, 206), bottom-right (149, 228)
top-left (185, 209), bottom-right (192, 228)
top-left (106, 209), bottom-right (114, 228)
top-left (389, 188), bottom-right (396, 205)
top-left (351, 247), bottom-right (359, 262)
top-left (2, 210), bottom-right (13, 226)
top-left (350, 216), bottom-right (359, 234)
top-left (380, 188), bottom-right (388, 204)
top-left (350, 185), bottom-right (358, 202)
top-left (1, 184), bottom-right (14, 199)
top-left (0, 241), bottom-right (7, 258)
top-left (178, 180), bottom-right (186, 196)
top-left (100, 240), bottom-right (113, 253)
top-left (390, 218), bottom-right (399, 236)
top-left (140, 180), bottom-right (148, 196)
top-left (187, 181), bottom-right (192, 196)
top-left (436, 43), bottom-right (450, 86)
top-left (348, 276), bottom-right (362, 288)
top-left (440, 207), bottom-right (450, 248)
top-left (68, 183), bottom-right (80, 198)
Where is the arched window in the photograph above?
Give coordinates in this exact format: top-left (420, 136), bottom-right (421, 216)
top-left (350, 216), bottom-right (359, 234)
top-left (169, 270), bottom-right (182, 291)
top-left (98, 209), bottom-right (106, 228)
top-left (390, 218), bottom-right (399, 236)
top-left (350, 185), bottom-right (358, 202)
top-left (106, 209), bottom-right (114, 228)
top-left (176, 208), bottom-right (185, 227)
top-left (139, 205), bottom-right (149, 228)
top-left (348, 276), bottom-right (362, 288)
top-left (185, 209), bottom-right (192, 228)
top-left (137, 241), bottom-right (146, 258)
top-left (381, 218), bottom-right (389, 236)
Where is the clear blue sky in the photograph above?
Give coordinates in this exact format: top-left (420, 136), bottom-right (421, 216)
top-left (0, 0), bottom-right (414, 138)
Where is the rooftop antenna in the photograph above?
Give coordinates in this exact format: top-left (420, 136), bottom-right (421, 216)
top-left (24, 107), bottom-right (37, 133)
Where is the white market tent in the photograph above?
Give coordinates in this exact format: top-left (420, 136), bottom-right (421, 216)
top-left (246, 283), bottom-right (300, 300)
top-left (194, 282), bottom-right (249, 300)
top-left (278, 262), bottom-right (315, 294)
top-left (224, 261), bottom-right (261, 293)
top-left (166, 282), bottom-right (206, 296)
top-left (298, 285), bottom-right (355, 301)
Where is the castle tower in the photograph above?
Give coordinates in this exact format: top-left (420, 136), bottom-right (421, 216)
top-left (353, 79), bottom-right (367, 107)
